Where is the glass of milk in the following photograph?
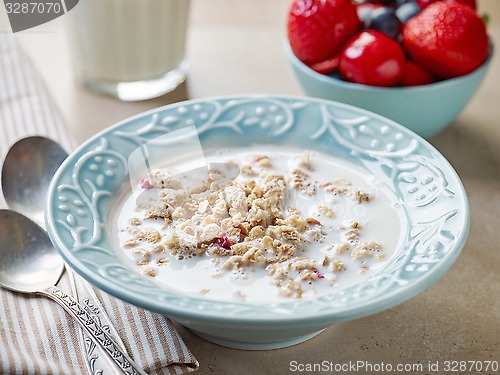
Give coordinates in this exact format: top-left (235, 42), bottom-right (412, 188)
top-left (65, 0), bottom-right (190, 101)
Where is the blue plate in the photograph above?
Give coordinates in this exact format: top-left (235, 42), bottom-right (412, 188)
top-left (46, 95), bottom-right (469, 349)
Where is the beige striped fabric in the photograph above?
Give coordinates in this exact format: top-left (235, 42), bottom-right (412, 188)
top-left (0, 34), bottom-right (199, 374)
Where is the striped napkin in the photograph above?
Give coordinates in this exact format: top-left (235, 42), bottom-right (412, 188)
top-left (0, 34), bottom-right (199, 374)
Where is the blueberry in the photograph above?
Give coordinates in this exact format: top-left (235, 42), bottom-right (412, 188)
top-left (328, 70), bottom-right (344, 81)
top-left (364, 7), bottom-right (402, 40)
top-left (357, 5), bottom-right (378, 23)
top-left (396, 2), bottom-right (421, 23)
top-left (395, 0), bottom-right (417, 7)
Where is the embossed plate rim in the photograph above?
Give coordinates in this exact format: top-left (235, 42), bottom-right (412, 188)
top-left (46, 94), bottom-right (469, 324)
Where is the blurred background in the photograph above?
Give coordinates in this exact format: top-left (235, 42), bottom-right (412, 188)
top-left (0, 0), bottom-right (497, 143)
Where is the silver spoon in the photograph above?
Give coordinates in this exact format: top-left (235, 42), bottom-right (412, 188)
top-left (1, 136), bottom-right (67, 228)
top-left (0, 210), bottom-right (147, 375)
top-left (1, 136), bottom-right (147, 375)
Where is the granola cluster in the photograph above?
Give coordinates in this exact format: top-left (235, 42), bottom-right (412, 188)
top-left (121, 151), bottom-right (384, 299)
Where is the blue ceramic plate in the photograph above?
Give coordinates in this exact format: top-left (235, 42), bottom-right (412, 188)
top-left (46, 95), bottom-right (469, 349)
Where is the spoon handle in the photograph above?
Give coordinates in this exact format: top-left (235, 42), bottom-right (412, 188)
top-left (68, 266), bottom-right (131, 375)
top-left (38, 286), bottom-right (148, 375)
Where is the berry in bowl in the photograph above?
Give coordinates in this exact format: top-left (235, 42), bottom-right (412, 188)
top-left (285, 0), bottom-right (493, 138)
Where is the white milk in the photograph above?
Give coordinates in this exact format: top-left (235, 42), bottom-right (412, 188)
top-left (111, 147), bottom-right (404, 303)
top-left (66, 0), bottom-right (190, 99)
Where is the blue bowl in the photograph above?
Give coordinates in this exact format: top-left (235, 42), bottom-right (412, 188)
top-left (46, 95), bottom-right (470, 350)
top-left (285, 41), bottom-right (493, 138)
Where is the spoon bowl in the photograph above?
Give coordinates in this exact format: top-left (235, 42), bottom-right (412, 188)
top-left (0, 209), bottom-right (146, 375)
top-left (1, 136), bottom-right (68, 228)
top-left (0, 210), bottom-right (64, 293)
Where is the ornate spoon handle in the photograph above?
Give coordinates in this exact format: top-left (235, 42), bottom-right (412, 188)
top-left (38, 286), bottom-right (148, 375)
top-left (67, 265), bottom-right (128, 375)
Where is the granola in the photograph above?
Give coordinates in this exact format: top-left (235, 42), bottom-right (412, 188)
top-left (117, 149), bottom-right (396, 301)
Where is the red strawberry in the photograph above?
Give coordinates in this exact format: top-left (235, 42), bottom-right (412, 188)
top-left (448, 0), bottom-right (477, 10)
top-left (339, 30), bottom-right (406, 87)
top-left (402, 61), bottom-right (436, 86)
top-left (403, 2), bottom-right (488, 79)
top-left (417, 0), bottom-right (477, 10)
top-left (416, 0), bottom-right (439, 8)
top-left (309, 55), bottom-right (340, 74)
top-left (288, 0), bottom-right (361, 65)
